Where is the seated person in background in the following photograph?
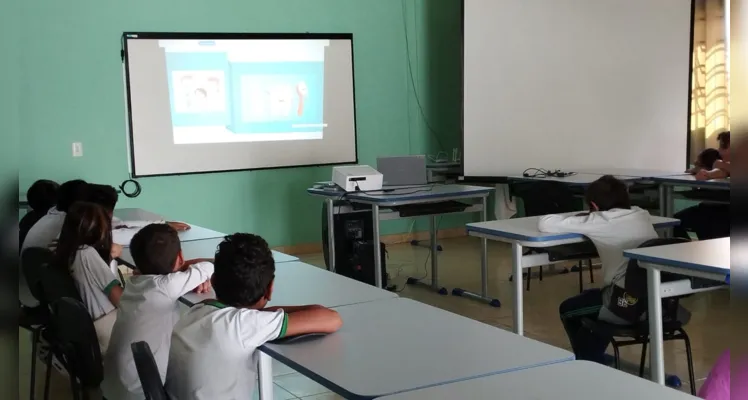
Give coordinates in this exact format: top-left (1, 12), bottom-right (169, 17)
top-left (686, 148), bottom-right (722, 174)
top-left (694, 130), bottom-right (731, 180)
top-left (538, 175), bottom-right (658, 363)
top-left (675, 131), bottom-right (730, 240)
top-left (19, 179), bottom-right (59, 251)
top-left (22, 179), bottom-right (87, 251)
top-left (53, 201), bottom-right (123, 353)
top-left (165, 233), bottom-right (343, 400)
top-left (102, 224), bottom-right (214, 400)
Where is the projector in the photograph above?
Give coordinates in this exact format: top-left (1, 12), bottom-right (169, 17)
top-left (332, 165), bottom-right (383, 192)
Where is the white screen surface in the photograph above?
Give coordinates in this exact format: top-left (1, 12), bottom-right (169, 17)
top-left (463, 0), bottom-right (693, 177)
top-left (123, 34), bottom-right (357, 176)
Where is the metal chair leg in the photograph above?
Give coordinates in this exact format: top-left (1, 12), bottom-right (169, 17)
top-left (588, 259), bottom-right (594, 283)
top-left (639, 341), bottom-right (648, 378)
top-left (612, 343), bottom-right (621, 369)
top-left (578, 261), bottom-right (584, 293)
top-left (43, 349), bottom-right (53, 400)
top-left (681, 330), bottom-right (696, 395)
top-left (526, 268), bottom-right (532, 291)
top-left (30, 328), bottom-right (40, 400)
top-left (539, 266), bottom-right (543, 281)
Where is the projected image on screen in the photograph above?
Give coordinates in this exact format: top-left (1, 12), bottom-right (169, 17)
top-left (123, 33), bottom-right (356, 177)
top-left (158, 39), bottom-right (328, 144)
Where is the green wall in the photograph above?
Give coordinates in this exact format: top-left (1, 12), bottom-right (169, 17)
top-left (14, 0), bottom-right (466, 247)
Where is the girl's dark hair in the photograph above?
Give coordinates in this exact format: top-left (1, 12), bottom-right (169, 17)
top-left (697, 148), bottom-right (722, 170)
top-left (54, 201), bottom-right (113, 271)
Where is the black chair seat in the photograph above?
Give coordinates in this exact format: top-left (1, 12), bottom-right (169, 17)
top-left (20, 307), bottom-right (48, 329)
top-left (545, 242), bottom-right (598, 261)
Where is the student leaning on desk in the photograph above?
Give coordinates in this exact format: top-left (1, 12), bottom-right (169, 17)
top-left (536, 175), bottom-right (661, 363)
top-left (165, 233), bottom-right (343, 400)
top-left (675, 130), bottom-right (730, 241)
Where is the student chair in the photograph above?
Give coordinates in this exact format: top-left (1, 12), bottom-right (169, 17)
top-left (580, 238), bottom-right (696, 395)
top-left (20, 247), bottom-right (55, 400)
top-left (510, 181), bottom-right (598, 292)
top-left (48, 297), bottom-right (104, 400)
top-left (131, 341), bottom-right (171, 400)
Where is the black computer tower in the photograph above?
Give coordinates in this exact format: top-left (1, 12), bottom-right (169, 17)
top-left (321, 201), bottom-right (387, 288)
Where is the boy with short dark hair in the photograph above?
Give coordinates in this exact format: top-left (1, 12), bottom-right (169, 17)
top-left (102, 224), bottom-right (213, 400)
top-left (538, 175), bottom-right (658, 363)
top-left (22, 179), bottom-right (87, 251)
top-left (166, 233), bottom-right (343, 400)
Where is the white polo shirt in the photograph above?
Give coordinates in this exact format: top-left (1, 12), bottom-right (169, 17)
top-left (21, 207), bottom-right (65, 251)
top-left (102, 262), bottom-right (214, 400)
top-left (165, 302), bottom-right (287, 400)
top-left (70, 245), bottom-right (121, 320)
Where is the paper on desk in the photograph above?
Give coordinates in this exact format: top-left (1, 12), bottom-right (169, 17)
top-left (112, 228), bottom-right (139, 246)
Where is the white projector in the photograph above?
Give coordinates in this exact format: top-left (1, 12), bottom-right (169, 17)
top-left (332, 165), bottom-right (383, 192)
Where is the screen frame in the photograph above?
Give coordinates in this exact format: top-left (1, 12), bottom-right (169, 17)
top-left (457, 0), bottom-right (696, 183)
top-left (121, 31), bottom-right (359, 178)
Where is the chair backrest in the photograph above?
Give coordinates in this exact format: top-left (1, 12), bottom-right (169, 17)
top-left (21, 247), bottom-right (55, 306)
top-left (131, 341), bottom-right (171, 400)
top-left (607, 237), bottom-right (691, 324)
top-left (511, 181), bottom-right (580, 217)
top-left (39, 256), bottom-right (81, 306)
top-left (48, 297), bottom-right (103, 388)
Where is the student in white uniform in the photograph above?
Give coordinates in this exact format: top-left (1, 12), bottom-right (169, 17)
top-left (102, 224), bottom-right (214, 400)
top-left (165, 233), bottom-right (343, 400)
top-left (22, 179), bottom-right (87, 251)
top-left (537, 175), bottom-right (658, 363)
top-left (53, 201), bottom-right (124, 353)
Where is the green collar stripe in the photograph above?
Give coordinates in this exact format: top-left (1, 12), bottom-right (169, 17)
top-left (201, 300), bottom-right (228, 309)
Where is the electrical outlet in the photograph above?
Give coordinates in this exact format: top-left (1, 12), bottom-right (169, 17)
top-left (72, 142), bottom-right (83, 157)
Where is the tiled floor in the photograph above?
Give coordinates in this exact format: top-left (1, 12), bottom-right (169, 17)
top-left (19, 236), bottom-right (729, 399)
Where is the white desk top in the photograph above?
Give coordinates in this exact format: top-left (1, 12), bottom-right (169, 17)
top-left (119, 237), bottom-right (298, 269)
top-left (466, 213), bottom-right (679, 245)
top-left (179, 260), bottom-right (397, 308)
top-left (508, 173), bottom-right (639, 185)
top-left (651, 175), bottom-right (730, 188)
top-left (379, 361), bottom-right (697, 399)
top-left (261, 298), bottom-right (573, 399)
top-left (307, 184), bottom-right (492, 205)
top-left (624, 238), bottom-right (730, 279)
top-left (112, 208), bottom-right (225, 246)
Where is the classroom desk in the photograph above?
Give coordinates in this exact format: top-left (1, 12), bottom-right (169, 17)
top-left (307, 184), bottom-right (494, 300)
top-left (118, 237), bottom-right (299, 269)
top-left (378, 360), bottom-right (697, 399)
top-left (651, 175), bottom-right (730, 217)
top-left (624, 238), bottom-right (729, 386)
top-left (112, 208), bottom-right (225, 246)
top-left (177, 260), bottom-right (397, 308)
top-left (465, 213), bottom-right (680, 335)
top-left (507, 173), bottom-right (640, 186)
top-left (258, 298), bottom-right (574, 400)
top-left (575, 168), bottom-right (686, 179)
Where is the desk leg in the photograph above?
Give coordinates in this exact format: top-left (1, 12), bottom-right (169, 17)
top-left (647, 267), bottom-right (665, 385)
top-left (326, 198), bottom-right (336, 273)
top-left (258, 351), bottom-right (274, 400)
top-left (406, 215), bottom-right (447, 294)
top-left (450, 196), bottom-right (500, 306)
top-left (658, 184), bottom-right (666, 217)
top-left (372, 204), bottom-right (383, 289)
top-left (429, 215), bottom-right (439, 290)
top-left (512, 242), bottom-right (524, 335)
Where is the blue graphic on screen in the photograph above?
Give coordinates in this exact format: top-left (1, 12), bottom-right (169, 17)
top-left (163, 43), bottom-right (325, 139)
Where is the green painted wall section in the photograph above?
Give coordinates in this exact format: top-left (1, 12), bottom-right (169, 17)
top-left (15, 0), bottom-right (468, 246)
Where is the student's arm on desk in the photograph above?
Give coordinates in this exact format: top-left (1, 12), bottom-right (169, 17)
top-left (263, 305), bottom-right (342, 337)
top-left (538, 213), bottom-right (607, 234)
top-left (158, 261), bottom-right (215, 299)
top-left (695, 167), bottom-right (729, 180)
